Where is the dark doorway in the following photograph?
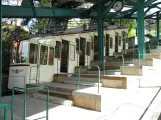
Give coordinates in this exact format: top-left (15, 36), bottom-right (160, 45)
top-left (94, 35), bottom-right (98, 60)
top-left (115, 32), bottom-right (119, 52)
top-left (79, 37), bottom-right (86, 66)
top-left (106, 34), bottom-right (110, 56)
top-left (61, 40), bottom-right (69, 72)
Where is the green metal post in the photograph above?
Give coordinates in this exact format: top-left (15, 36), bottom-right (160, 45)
top-left (24, 89), bottom-right (27, 120)
top-left (137, 0), bottom-right (145, 59)
top-left (157, 12), bottom-right (160, 40)
top-left (11, 89), bottom-right (15, 120)
top-left (97, 5), bottom-right (104, 60)
top-left (0, 0), bottom-right (2, 107)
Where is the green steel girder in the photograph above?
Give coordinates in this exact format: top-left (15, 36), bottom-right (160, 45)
top-left (103, 0), bottom-right (116, 17)
top-left (156, 6), bottom-right (161, 11)
top-left (124, 0), bottom-right (136, 6)
top-left (144, 0), bottom-right (157, 7)
top-left (1, 0), bottom-right (161, 19)
top-left (2, 5), bottom-right (85, 18)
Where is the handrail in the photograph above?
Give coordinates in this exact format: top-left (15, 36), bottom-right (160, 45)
top-left (112, 54), bottom-right (125, 76)
top-left (122, 48), bottom-right (140, 66)
top-left (29, 66), bottom-right (40, 84)
top-left (150, 40), bottom-right (159, 47)
top-left (11, 86), bottom-right (49, 120)
top-left (0, 104), bottom-right (8, 120)
top-left (146, 43), bottom-right (152, 59)
top-left (78, 65), bottom-right (100, 94)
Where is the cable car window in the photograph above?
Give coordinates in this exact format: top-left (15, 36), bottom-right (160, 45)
top-left (55, 41), bottom-right (61, 58)
top-left (91, 39), bottom-right (94, 50)
top-left (48, 47), bottom-right (54, 65)
top-left (110, 37), bottom-right (113, 49)
top-left (119, 35), bottom-right (121, 46)
top-left (40, 45), bottom-right (48, 65)
top-left (62, 43), bottom-right (68, 54)
top-left (76, 38), bottom-right (79, 53)
top-left (86, 42), bottom-right (91, 56)
top-left (29, 43), bottom-right (38, 64)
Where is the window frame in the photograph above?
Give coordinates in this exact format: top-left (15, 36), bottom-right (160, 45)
top-left (86, 41), bottom-right (91, 56)
top-left (70, 44), bottom-right (75, 61)
top-left (48, 47), bottom-right (55, 65)
top-left (40, 45), bottom-right (48, 65)
top-left (110, 37), bottom-right (113, 49)
top-left (29, 43), bottom-right (38, 64)
top-left (55, 41), bottom-right (61, 58)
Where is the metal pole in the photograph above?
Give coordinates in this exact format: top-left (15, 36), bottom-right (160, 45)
top-left (157, 12), bottom-right (160, 40)
top-left (0, 0), bottom-right (2, 109)
top-left (137, 0), bottom-right (145, 59)
top-left (97, 4), bottom-right (104, 60)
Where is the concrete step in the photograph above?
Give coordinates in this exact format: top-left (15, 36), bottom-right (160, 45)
top-left (64, 79), bottom-right (102, 87)
top-left (87, 70), bottom-right (122, 75)
top-left (32, 93), bottom-right (74, 106)
top-left (53, 74), bottom-right (68, 83)
top-left (146, 55), bottom-right (161, 59)
top-left (39, 88), bottom-right (72, 99)
top-left (72, 73), bottom-right (99, 78)
top-left (64, 77), bottom-right (102, 86)
top-left (65, 77), bottom-right (98, 82)
top-left (123, 66), bottom-right (155, 76)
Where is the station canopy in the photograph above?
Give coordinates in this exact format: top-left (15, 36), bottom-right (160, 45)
top-left (1, 0), bottom-right (161, 19)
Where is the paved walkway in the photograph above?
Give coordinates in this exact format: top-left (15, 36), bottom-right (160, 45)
top-left (1, 87), bottom-right (161, 120)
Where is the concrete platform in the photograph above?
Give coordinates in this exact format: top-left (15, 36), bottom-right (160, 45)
top-left (2, 87), bottom-right (161, 120)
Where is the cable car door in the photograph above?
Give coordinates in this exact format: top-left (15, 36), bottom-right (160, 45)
top-left (68, 42), bottom-right (77, 73)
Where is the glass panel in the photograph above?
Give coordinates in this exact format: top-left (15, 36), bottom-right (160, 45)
top-left (40, 45), bottom-right (48, 65)
top-left (62, 43), bottom-right (68, 54)
top-left (21, 41), bottom-right (29, 63)
top-left (29, 43), bottom-right (38, 64)
top-left (48, 47), bottom-right (54, 65)
top-left (76, 38), bottom-right (79, 52)
top-left (91, 39), bottom-right (94, 50)
top-left (86, 42), bottom-right (91, 56)
top-left (70, 44), bottom-right (75, 61)
top-left (55, 41), bottom-right (61, 58)
top-left (119, 35), bottom-right (121, 46)
top-left (110, 37), bottom-right (113, 49)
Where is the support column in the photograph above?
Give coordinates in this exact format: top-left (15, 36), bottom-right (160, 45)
top-left (137, 0), bottom-right (145, 59)
top-left (0, 0), bottom-right (2, 105)
top-left (0, 0), bottom-right (2, 106)
top-left (157, 12), bottom-right (160, 40)
top-left (97, 5), bottom-right (104, 60)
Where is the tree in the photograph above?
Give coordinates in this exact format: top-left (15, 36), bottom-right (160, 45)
top-left (2, 21), bottom-right (29, 73)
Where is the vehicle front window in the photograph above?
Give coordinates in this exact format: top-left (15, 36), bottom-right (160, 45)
top-left (21, 41), bottom-right (29, 63)
top-left (29, 43), bottom-right (38, 64)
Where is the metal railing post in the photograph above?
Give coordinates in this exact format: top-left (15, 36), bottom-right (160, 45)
top-left (29, 66), bottom-right (40, 84)
top-left (0, 104), bottom-right (8, 120)
top-left (23, 89), bottom-right (26, 120)
top-left (122, 55), bottom-right (124, 76)
top-left (78, 65), bottom-right (100, 94)
top-left (122, 48), bottom-right (140, 66)
top-left (11, 86), bottom-right (49, 120)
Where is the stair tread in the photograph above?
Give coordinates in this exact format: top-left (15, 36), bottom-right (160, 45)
top-left (44, 82), bottom-right (88, 90)
top-left (40, 89), bottom-right (72, 96)
top-left (32, 93), bottom-right (74, 106)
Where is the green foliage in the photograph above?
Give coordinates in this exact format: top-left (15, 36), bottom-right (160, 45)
top-left (108, 19), bottom-right (136, 38)
top-left (2, 22), bottom-right (29, 50)
top-left (30, 0), bottom-right (51, 34)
